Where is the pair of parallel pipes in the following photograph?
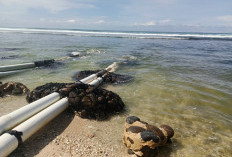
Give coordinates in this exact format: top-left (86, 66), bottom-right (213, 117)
top-left (0, 60), bottom-right (55, 77)
top-left (0, 62), bottom-right (118, 157)
top-left (0, 53), bottom-right (80, 77)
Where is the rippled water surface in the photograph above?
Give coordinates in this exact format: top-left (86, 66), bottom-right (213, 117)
top-left (0, 29), bottom-right (232, 156)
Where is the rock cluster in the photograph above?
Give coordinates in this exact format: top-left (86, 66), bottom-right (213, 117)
top-left (26, 82), bottom-right (72, 102)
top-left (123, 116), bottom-right (174, 157)
top-left (26, 82), bottom-right (125, 120)
top-left (73, 70), bottom-right (133, 84)
top-left (0, 81), bottom-right (29, 97)
top-left (34, 59), bottom-right (55, 67)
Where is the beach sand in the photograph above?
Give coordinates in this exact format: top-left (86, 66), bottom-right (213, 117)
top-left (2, 96), bottom-right (131, 157)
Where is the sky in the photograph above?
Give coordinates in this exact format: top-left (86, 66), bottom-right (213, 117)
top-left (0, 0), bottom-right (232, 32)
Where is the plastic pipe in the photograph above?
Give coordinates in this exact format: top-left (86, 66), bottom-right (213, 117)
top-left (88, 62), bottom-right (118, 86)
top-left (0, 62), bottom-right (115, 134)
top-left (105, 62), bottom-right (118, 72)
top-left (0, 63), bottom-right (35, 72)
top-left (80, 62), bottom-right (118, 84)
top-left (88, 77), bottom-right (103, 86)
top-left (0, 62), bottom-right (119, 156)
top-left (0, 59), bottom-right (54, 72)
top-left (0, 62), bottom-right (118, 135)
top-left (0, 70), bottom-right (28, 78)
top-left (0, 98), bottom-right (69, 157)
top-left (80, 74), bottom-right (97, 84)
top-left (0, 92), bottom-right (60, 135)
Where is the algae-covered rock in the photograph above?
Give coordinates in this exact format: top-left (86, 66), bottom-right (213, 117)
top-left (0, 81), bottom-right (29, 97)
top-left (123, 116), bottom-right (174, 157)
top-left (26, 82), bottom-right (72, 102)
top-left (27, 82), bottom-right (125, 120)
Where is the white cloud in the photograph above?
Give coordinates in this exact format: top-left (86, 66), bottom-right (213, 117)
top-left (148, 0), bottom-right (177, 5)
top-left (159, 19), bottom-right (171, 24)
top-left (134, 19), bottom-right (172, 27)
top-left (95, 20), bottom-right (105, 24)
top-left (217, 15), bottom-right (232, 26)
top-left (37, 16), bottom-right (107, 27)
top-left (135, 21), bottom-right (156, 26)
top-left (66, 19), bottom-right (76, 23)
top-left (0, 0), bottom-right (95, 12)
top-left (217, 15), bottom-right (232, 24)
top-left (144, 21), bottom-right (156, 26)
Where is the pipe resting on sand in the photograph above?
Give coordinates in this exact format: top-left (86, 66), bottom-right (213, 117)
top-left (0, 62), bottom-right (119, 157)
top-left (0, 98), bottom-right (69, 157)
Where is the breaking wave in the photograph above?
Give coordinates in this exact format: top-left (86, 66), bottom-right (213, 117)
top-left (0, 27), bottom-right (232, 41)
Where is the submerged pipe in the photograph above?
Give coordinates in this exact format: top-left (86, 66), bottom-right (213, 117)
top-left (0, 98), bottom-right (69, 157)
top-left (80, 62), bottom-right (118, 84)
top-left (88, 62), bottom-right (118, 86)
top-left (0, 52), bottom-right (82, 73)
top-left (0, 60), bottom-right (55, 72)
top-left (89, 77), bottom-right (103, 86)
top-left (0, 63), bottom-right (35, 72)
top-left (0, 70), bottom-right (28, 78)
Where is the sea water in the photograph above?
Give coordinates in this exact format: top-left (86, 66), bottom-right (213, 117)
top-left (0, 28), bottom-right (232, 156)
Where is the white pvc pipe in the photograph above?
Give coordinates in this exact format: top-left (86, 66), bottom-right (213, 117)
top-left (88, 77), bottom-right (103, 86)
top-left (0, 62), bottom-right (118, 135)
top-left (0, 62), bottom-right (119, 156)
top-left (0, 70), bottom-right (28, 78)
top-left (0, 63), bottom-right (35, 72)
top-left (80, 74), bottom-right (97, 84)
top-left (0, 134), bottom-right (17, 157)
top-left (0, 98), bottom-right (69, 157)
top-left (105, 62), bottom-right (118, 72)
top-left (88, 62), bottom-right (118, 86)
top-left (0, 92), bottom-right (60, 135)
top-left (80, 62), bottom-right (118, 84)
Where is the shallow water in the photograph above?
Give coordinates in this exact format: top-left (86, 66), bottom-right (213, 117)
top-left (0, 29), bottom-right (232, 156)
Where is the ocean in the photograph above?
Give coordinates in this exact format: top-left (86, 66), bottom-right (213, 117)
top-left (0, 28), bottom-right (232, 156)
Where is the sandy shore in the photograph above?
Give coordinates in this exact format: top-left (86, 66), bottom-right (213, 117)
top-left (1, 94), bottom-right (174, 157)
top-left (7, 110), bottom-right (132, 157)
top-left (0, 91), bottom-right (131, 156)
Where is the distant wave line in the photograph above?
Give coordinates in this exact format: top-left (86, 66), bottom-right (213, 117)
top-left (0, 27), bottom-right (232, 41)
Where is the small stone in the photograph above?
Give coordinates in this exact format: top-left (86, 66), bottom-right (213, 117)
top-left (87, 133), bottom-right (95, 139)
top-left (126, 116), bottom-right (140, 124)
top-left (141, 131), bottom-right (160, 143)
top-left (69, 91), bottom-right (77, 98)
top-left (128, 149), bottom-right (135, 154)
top-left (159, 125), bottom-right (174, 139)
top-left (126, 126), bottom-right (146, 133)
top-left (98, 96), bottom-right (103, 102)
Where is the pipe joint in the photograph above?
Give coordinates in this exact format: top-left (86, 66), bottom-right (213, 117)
top-left (4, 130), bottom-right (23, 146)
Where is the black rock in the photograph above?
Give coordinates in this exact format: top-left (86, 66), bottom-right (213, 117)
top-left (0, 82), bottom-right (29, 97)
top-left (126, 116), bottom-right (140, 124)
top-left (141, 131), bottom-right (160, 143)
top-left (26, 83), bottom-right (72, 102)
top-left (27, 82), bottom-right (125, 120)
